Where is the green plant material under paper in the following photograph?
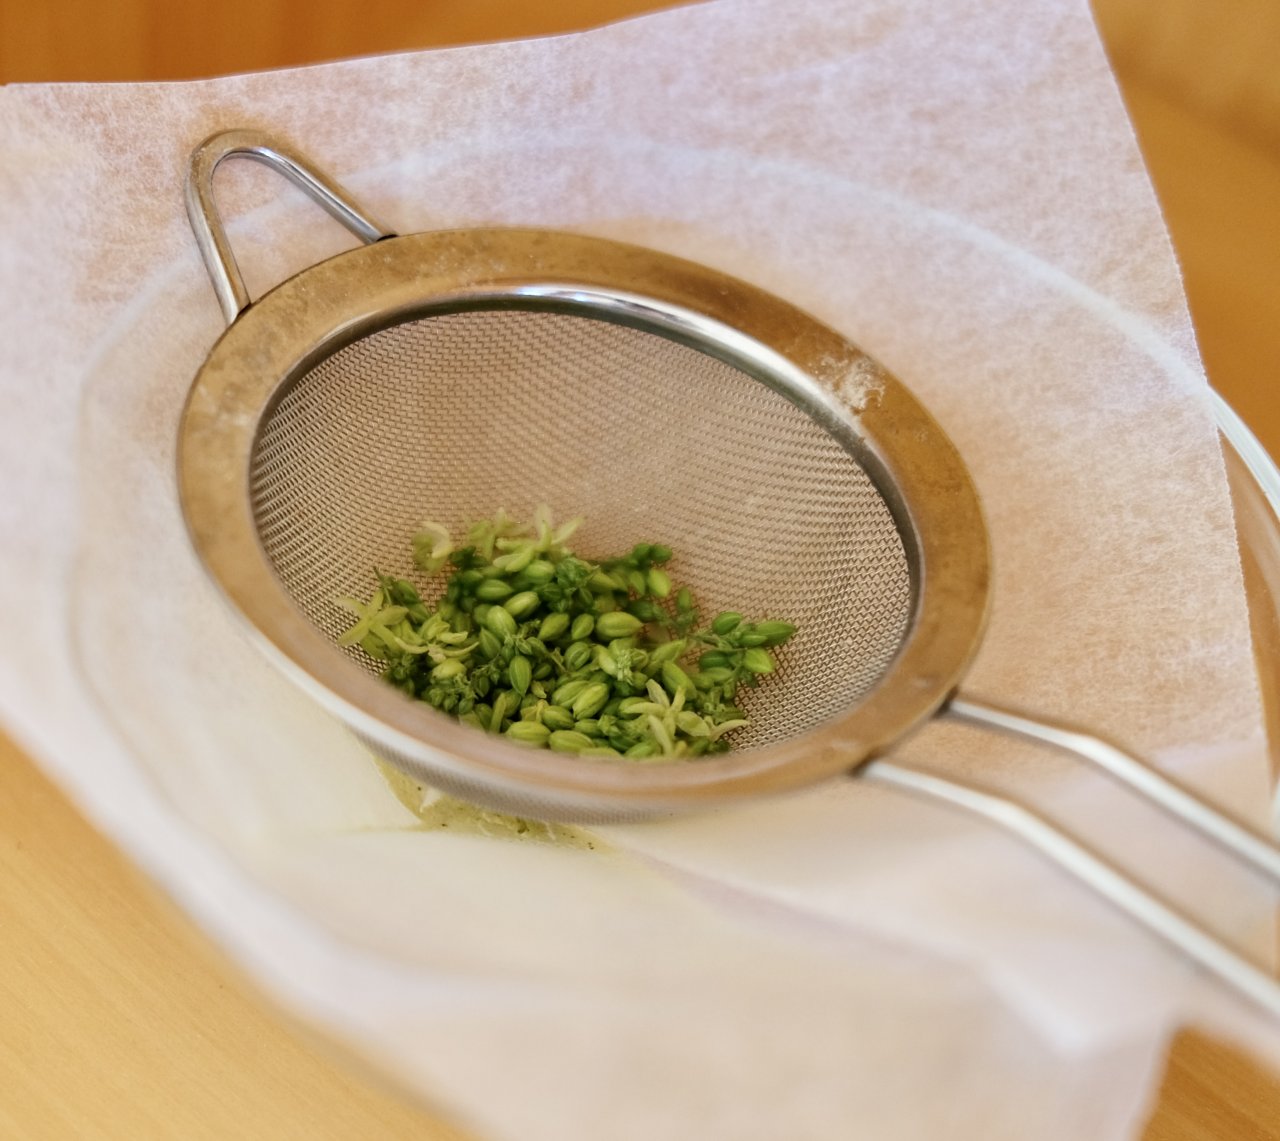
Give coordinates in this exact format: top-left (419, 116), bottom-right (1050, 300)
top-left (338, 507), bottom-right (798, 761)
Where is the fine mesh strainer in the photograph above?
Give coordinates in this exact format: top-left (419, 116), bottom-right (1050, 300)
top-left (180, 129), bottom-right (1280, 1016)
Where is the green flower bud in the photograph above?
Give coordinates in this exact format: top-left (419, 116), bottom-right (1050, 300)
top-left (540, 705), bottom-right (576, 731)
top-left (504, 590), bottom-right (541, 619)
top-left (484, 605), bottom-right (518, 639)
top-left (552, 678), bottom-right (591, 707)
top-left (549, 730), bottom-right (596, 754)
top-left (627, 599), bottom-right (663, 622)
top-left (738, 632), bottom-right (769, 647)
top-left (595, 645), bottom-right (620, 678)
top-left (742, 647), bottom-right (776, 675)
top-left (475, 578), bottom-right (514, 602)
top-left (661, 661), bottom-right (695, 696)
top-left (646, 567), bottom-right (672, 598)
top-left (595, 612), bottom-right (643, 640)
top-left (564, 641), bottom-right (594, 671)
top-left (489, 690), bottom-right (515, 731)
top-left (698, 651), bottom-right (731, 670)
top-left (430, 658), bottom-right (466, 681)
top-left (571, 682), bottom-right (610, 719)
top-left (624, 740), bottom-right (662, 759)
top-left (522, 559), bottom-right (557, 585)
top-left (506, 720), bottom-right (550, 746)
top-left (711, 611), bottom-right (743, 635)
top-left (650, 544), bottom-right (673, 564)
top-left (574, 719), bottom-right (600, 736)
top-left (385, 577), bottom-right (421, 606)
top-left (626, 569), bottom-right (648, 596)
top-left (675, 711), bottom-right (711, 738)
top-left (538, 612), bottom-right (571, 642)
top-left (508, 655), bottom-right (533, 695)
top-left (493, 544), bottom-right (535, 574)
top-left (755, 620), bottom-right (797, 646)
top-left (478, 628), bottom-right (502, 660)
top-left (647, 640), bottom-right (687, 667)
top-left (570, 613), bottom-right (595, 641)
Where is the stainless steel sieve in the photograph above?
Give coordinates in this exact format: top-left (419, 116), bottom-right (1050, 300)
top-left (180, 129), bottom-right (1280, 1016)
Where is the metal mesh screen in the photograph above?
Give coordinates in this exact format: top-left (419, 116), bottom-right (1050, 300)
top-left (249, 308), bottom-right (912, 750)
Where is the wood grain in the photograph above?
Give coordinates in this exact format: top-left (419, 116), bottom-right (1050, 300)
top-left (1094, 0), bottom-right (1280, 154)
top-left (1145, 1030), bottom-right (1280, 1141)
top-left (0, 0), bottom-right (673, 82)
top-left (1118, 78), bottom-right (1280, 463)
top-left (0, 730), bottom-right (472, 1141)
top-left (2, 1), bottom-right (1280, 1137)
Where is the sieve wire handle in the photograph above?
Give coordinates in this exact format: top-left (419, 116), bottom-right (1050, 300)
top-left (944, 694), bottom-right (1280, 883)
top-left (185, 129), bottom-right (394, 326)
top-left (859, 758), bottom-right (1280, 1019)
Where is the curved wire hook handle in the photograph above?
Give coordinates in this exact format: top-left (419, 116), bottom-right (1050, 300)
top-left (862, 695), bottom-right (1280, 1017)
top-left (185, 129), bottom-right (394, 325)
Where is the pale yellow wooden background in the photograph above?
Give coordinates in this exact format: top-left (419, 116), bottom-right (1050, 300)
top-left (1, 2), bottom-right (1279, 1138)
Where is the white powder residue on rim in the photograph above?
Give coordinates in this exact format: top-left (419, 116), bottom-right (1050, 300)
top-left (815, 352), bottom-right (887, 415)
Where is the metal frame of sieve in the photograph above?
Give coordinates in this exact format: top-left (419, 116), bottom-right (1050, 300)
top-left (180, 129), bottom-right (1280, 1018)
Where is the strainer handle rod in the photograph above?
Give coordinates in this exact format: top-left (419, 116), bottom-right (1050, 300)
top-left (185, 129), bottom-right (394, 325)
top-left (861, 759), bottom-right (1280, 1019)
top-left (945, 694), bottom-right (1280, 885)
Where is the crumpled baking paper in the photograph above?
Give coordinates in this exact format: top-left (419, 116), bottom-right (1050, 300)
top-left (1, 1), bottom-right (1278, 1137)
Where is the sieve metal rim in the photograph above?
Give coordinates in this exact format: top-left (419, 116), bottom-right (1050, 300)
top-left (178, 225), bottom-right (990, 814)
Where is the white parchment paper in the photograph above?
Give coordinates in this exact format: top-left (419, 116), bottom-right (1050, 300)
top-left (2, 1), bottom-right (1277, 1137)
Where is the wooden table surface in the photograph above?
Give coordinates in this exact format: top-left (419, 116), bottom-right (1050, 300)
top-left (2, 2), bottom-right (1279, 1137)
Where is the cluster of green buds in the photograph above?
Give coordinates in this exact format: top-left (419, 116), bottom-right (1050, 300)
top-left (337, 509), bottom-right (797, 762)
